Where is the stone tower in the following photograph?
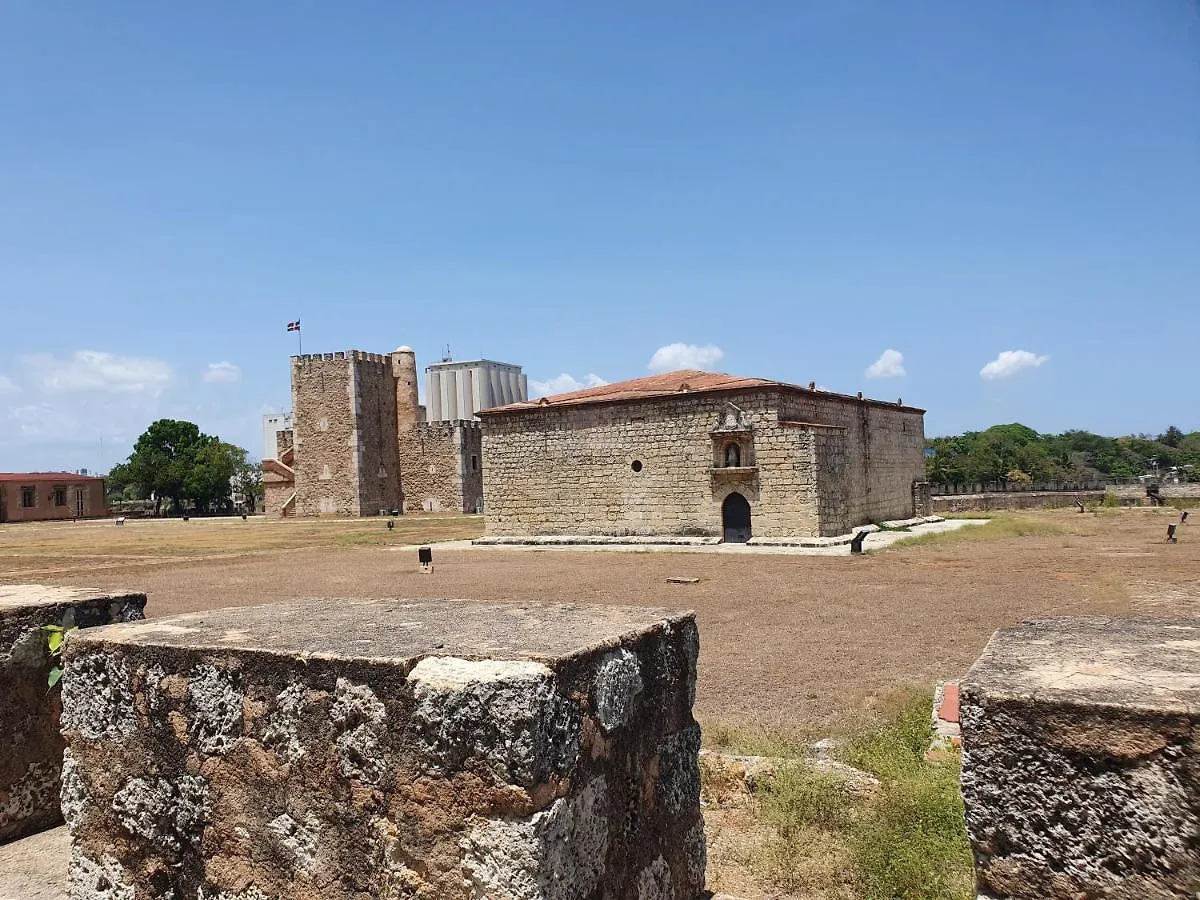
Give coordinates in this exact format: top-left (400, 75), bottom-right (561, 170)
top-left (290, 351), bottom-right (402, 516)
top-left (391, 346), bottom-right (421, 429)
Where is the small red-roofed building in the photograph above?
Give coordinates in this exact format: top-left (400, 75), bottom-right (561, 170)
top-left (0, 472), bottom-right (108, 523)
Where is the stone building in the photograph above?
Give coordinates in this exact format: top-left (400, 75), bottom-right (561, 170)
top-left (263, 347), bottom-right (514, 516)
top-left (479, 370), bottom-right (927, 540)
top-left (0, 473), bottom-right (108, 523)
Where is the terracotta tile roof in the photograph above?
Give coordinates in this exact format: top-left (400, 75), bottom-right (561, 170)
top-left (478, 369), bottom-right (924, 415)
top-left (0, 472), bottom-right (105, 483)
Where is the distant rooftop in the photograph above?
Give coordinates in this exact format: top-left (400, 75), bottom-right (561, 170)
top-left (425, 358), bottom-right (524, 371)
top-left (0, 472), bottom-right (105, 483)
top-left (478, 369), bottom-right (924, 415)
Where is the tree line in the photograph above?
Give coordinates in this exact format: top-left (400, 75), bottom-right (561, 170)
top-left (107, 419), bottom-right (263, 515)
top-left (926, 424), bottom-right (1199, 486)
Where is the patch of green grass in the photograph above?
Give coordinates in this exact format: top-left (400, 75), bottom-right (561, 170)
top-left (739, 690), bottom-right (974, 900)
top-left (839, 690), bottom-right (974, 899)
top-left (758, 763), bottom-right (853, 834)
top-left (840, 687), bottom-right (929, 781)
top-left (888, 515), bottom-right (1064, 550)
top-left (750, 764), bottom-right (858, 895)
top-left (851, 770), bottom-right (974, 900)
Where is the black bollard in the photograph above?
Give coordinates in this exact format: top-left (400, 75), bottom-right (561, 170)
top-left (1167, 523), bottom-right (1178, 544)
top-left (850, 530), bottom-right (868, 554)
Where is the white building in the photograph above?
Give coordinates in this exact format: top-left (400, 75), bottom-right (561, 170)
top-left (262, 413), bottom-right (293, 461)
top-left (425, 359), bottom-right (527, 422)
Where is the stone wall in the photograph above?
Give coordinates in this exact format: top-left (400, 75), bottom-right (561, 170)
top-left (481, 388), bottom-right (924, 539)
top-left (931, 490), bottom-right (1105, 513)
top-left (777, 393), bottom-right (926, 525)
top-left (813, 427), bottom-right (849, 536)
top-left (1105, 483), bottom-right (1200, 505)
top-left (960, 616), bottom-right (1200, 897)
top-left (0, 585), bottom-right (146, 843)
top-left (397, 421), bottom-right (483, 513)
top-left (291, 352), bottom-right (402, 517)
top-left (263, 481), bottom-right (293, 518)
top-left (60, 597), bottom-right (705, 899)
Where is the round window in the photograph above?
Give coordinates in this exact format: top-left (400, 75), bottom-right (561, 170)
top-left (631, 460), bottom-right (643, 472)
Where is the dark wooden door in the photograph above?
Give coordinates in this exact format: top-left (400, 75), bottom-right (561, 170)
top-left (722, 492), bottom-right (751, 543)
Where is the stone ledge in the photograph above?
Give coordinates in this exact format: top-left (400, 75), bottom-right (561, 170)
top-left (62, 597), bottom-right (706, 899)
top-left (473, 516), bottom-right (945, 549)
top-left (960, 615), bottom-right (1200, 897)
top-left (0, 585), bottom-right (147, 844)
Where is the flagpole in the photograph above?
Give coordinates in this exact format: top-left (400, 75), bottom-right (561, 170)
top-left (298, 319), bottom-right (302, 356)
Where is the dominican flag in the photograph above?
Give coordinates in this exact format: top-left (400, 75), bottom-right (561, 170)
top-left (286, 320), bottom-right (301, 332)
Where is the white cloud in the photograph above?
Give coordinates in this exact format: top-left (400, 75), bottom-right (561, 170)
top-left (647, 342), bottom-right (724, 372)
top-left (980, 350), bottom-right (1049, 381)
top-left (202, 361), bottom-right (242, 384)
top-left (0, 375), bottom-right (17, 395)
top-left (530, 373), bottom-right (608, 397)
top-left (22, 350), bottom-right (173, 396)
top-left (865, 349), bottom-right (906, 379)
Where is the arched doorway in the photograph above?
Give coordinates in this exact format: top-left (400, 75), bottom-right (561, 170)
top-left (722, 492), bottom-right (752, 543)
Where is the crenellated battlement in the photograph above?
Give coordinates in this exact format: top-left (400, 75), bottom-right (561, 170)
top-left (291, 350), bottom-right (392, 367)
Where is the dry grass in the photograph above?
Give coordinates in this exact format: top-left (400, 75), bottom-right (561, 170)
top-left (887, 513), bottom-right (1069, 549)
top-left (2, 508), bottom-right (1195, 731)
top-left (5, 507), bottom-right (1195, 898)
top-left (0, 514), bottom-right (483, 580)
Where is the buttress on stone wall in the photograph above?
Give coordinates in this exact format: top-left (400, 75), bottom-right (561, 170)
top-left (480, 388), bottom-right (925, 538)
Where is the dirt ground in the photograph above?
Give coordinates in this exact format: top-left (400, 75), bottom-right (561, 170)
top-left (3, 508), bottom-right (1196, 732)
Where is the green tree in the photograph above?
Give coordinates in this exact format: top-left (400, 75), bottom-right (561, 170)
top-left (924, 423), bottom-right (1200, 485)
top-left (231, 452), bottom-right (264, 513)
top-left (124, 420), bottom-right (207, 514)
top-left (117, 420), bottom-right (253, 515)
top-left (1160, 426), bottom-right (1184, 448)
top-left (186, 441), bottom-right (240, 513)
top-left (105, 461), bottom-right (141, 502)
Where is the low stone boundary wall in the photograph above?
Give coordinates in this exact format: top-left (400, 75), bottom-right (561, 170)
top-left (60, 597), bottom-right (705, 899)
top-left (1105, 483), bottom-right (1200, 505)
top-left (931, 490), bottom-right (1104, 513)
top-left (960, 616), bottom-right (1200, 897)
top-left (0, 585), bottom-right (146, 843)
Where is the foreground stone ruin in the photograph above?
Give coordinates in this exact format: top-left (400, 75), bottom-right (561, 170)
top-left (60, 597), bottom-right (705, 899)
top-left (960, 615), bottom-right (1200, 898)
top-left (0, 585), bottom-right (146, 844)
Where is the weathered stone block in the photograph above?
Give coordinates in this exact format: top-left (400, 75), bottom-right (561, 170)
top-left (61, 598), bottom-right (704, 899)
top-left (960, 616), bottom-right (1200, 899)
top-left (0, 585), bottom-right (146, 843)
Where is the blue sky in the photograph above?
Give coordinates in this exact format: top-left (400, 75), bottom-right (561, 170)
top-left (2, 1), bottom-right (1198, 471)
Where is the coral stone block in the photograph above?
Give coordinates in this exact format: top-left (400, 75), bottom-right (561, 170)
top-left (960, 616), bottom-right (1200, 898)
top-left (60, 598), bottom-right (705, 899)
top-left (0, 585), bottom-right (146, 844)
